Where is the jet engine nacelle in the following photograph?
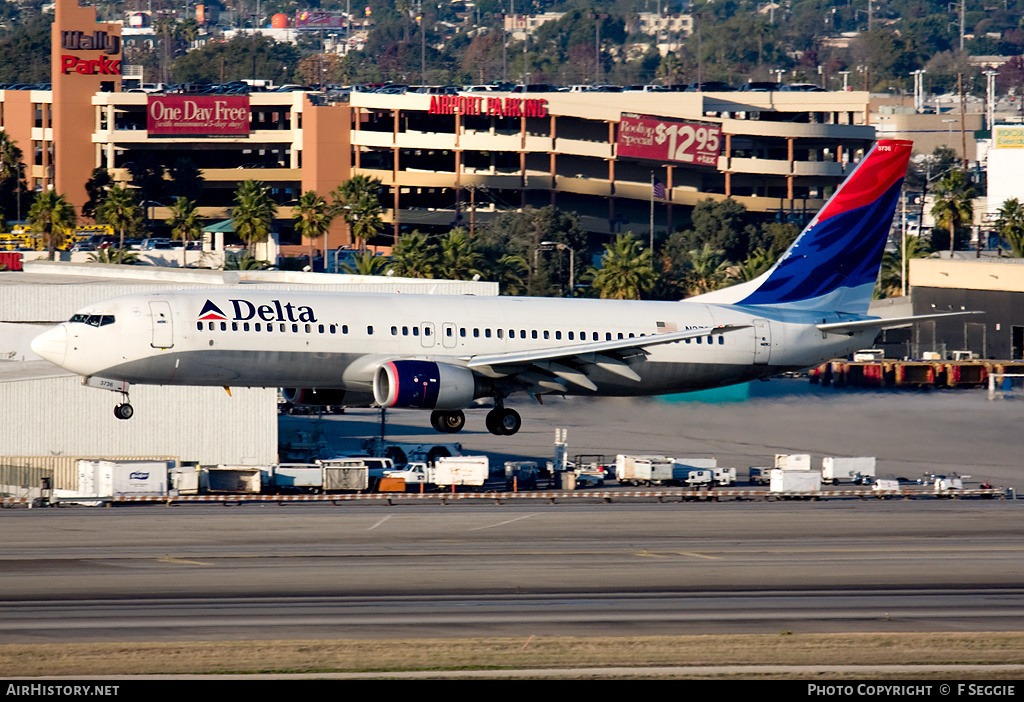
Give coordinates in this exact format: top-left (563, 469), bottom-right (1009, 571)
top-left (373, 360), bottom-right (481, 410)
top-left (281, 388), bottom-right (351, 406)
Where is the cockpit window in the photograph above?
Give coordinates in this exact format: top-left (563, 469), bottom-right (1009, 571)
top-left (69, 314), bottom-right (115, 327)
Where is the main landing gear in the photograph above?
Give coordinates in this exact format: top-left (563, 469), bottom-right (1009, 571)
top-left (485, 402), bottom-right (521, 436)
top-left (428, 403), bottom-right (522, 436)
top-left (430, 409), bottom-right (466, 433)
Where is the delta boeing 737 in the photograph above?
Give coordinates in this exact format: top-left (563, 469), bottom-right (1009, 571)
top-left (32, 139), bottom-right (958, 435)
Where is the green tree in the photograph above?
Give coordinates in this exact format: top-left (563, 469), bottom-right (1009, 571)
top-left (87, 247), bottom-right (139, 265)
top-left (83, 168), bottom-right (112, 222)
top-left (876, 235), bottom-right (931, 299)
top-left (995, 197), bottom-right (1024, 257)
top-left (166, 157), bottom-right (204, 203)
top-left (478, 206), bottom-right (587, 297)
top-left (170, 34), bottom-right (301, 85)
top-left (165, 197), bottom-right (203, 268)
top-left (292, 190), bottom-right (333, 270)
top-left (484, 252), bottom-right (531, 296)
top-left (388, 230), bottom-right (440, 278)
top-left (232, 180), bottom-right (277, 257)
top-left (0, 130), bottom-right (22, 226)
top-left (587, 233), bottom-right (655, 300)
top-left (930, 169), bottom-right (975, 255)
top-left (436, 228), bottom-right (483, 280)
top-left (27, 191), bottom-right (76, 261)
top-left (97, 185), bottom-right (142, 259)
top-left (331, 175), bottom-right (384, 252)
top-left (684, 243), bottom-right (731, 296)
top-left (726, 247), bottom-right (773, 285)
top-left (341, 250), bottom-right (389, 276)
top-left (225, 253), bottom-right (272, 270)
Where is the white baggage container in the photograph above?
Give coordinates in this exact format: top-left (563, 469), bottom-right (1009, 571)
top-left (770, 468), bottom-right (821, 493)
top-left (821, 456), bottom-right (877, 484)
top-left (774, 454), bottom-right (811, 470)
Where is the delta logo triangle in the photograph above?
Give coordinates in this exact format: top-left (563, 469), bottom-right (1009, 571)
top-left (198, 300), bottom-right (228, 321)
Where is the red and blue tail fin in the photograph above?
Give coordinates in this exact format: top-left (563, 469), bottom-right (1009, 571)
top-left (694, 139), bottom-right (913, 313)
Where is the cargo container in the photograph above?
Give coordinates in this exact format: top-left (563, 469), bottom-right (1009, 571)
top-left (774, 454), bottom-right (811, 470)
top-left (77, 459), bottom-right (171, 497)
top-left (673, 457), bottom-right (717, 486)
top-left (770, 469), bottom-right (821, 493)
top-left (433, 455), bottom-right (489, 487)
top-left (616, 455), bottom-right (674, 486)
top-left (273, 463), bottom-right (323, 492)
top-left (821, 456), bottom-right (877, 485)
top-left (318, 456), bottom-right (393, 492)
top-left (208, 465), bottom-right (264, 493)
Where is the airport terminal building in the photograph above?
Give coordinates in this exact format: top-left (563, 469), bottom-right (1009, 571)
top-left (0, 0), bottom-right (878, 249)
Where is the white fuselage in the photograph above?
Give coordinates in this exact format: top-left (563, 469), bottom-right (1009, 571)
top-left (35, 289), bottom-right (876, 401)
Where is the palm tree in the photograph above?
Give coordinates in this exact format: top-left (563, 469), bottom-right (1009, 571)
top-left (387, 230), bottom-right (439, 278)
top-left (0, 131), bottom-right (23, 225)
top-left (292, 190), bottom-right (333, 271)
top-left (483, 252), bottom-right (530, 296)
top-left (224, 253), bottom-right (272, 270)
top-left (685, 243), bottom-right (731, 295)
top-left (97, 185), bottom-right (141, 262)
top-left (436, 227), bottom-right (483, 280)
top-left (587, 233), bottom-right (655, 300)
top-left (340, 250), bottom-right (389, 276)
top-left (165, 197), bottom-right (203, 268)
top-left (232, 180), bottom-right (277, 257)
top-left (87, 247), bottom-right (139, 265)
top-left (166, 157), bottom-right (204, 203)
top-left (995, 197), bottom-right (1024, 257)
top-left (331, 175), bottom-right (384, 251)
top-left (930, 169), bottom-right (975, 256)
top-left (726, 247), bottom-right (773, 285)
top-left (27, 191), bottom-right (76, 261)
top-left (876, 235), bottom-right (930, 298)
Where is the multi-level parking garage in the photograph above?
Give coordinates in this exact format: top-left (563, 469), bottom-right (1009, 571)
top-left (4, 0), bottom-right (877, 248)
top-left (347, 88), bottom-right (874, 237)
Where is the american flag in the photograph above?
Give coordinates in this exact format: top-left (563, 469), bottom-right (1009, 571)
top-left (652, 179), bottom-right (666, 199)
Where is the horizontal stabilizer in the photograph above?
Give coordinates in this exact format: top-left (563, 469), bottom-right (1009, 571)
top-left (817, 311), bottom-right (984, 335)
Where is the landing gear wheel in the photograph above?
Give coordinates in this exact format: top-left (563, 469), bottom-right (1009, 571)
top-left (486, 408), bottom-right (521, 436)
top-left (114, 403), bottom-right (134, 420)
top-left (430, 410), bottom-right (466, 434)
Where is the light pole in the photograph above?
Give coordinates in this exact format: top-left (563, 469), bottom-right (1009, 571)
top-left (985, 70), bottom-right (999, 131)
top-left (540, 241), bottom-right (574, 297)
top-left (911, 69), bottom-right (926, 112)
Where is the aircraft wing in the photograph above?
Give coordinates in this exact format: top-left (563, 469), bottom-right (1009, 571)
top-left (463, 325), bottom-right (749, 393)
top-left (817, 311), bottom-right (984, 335)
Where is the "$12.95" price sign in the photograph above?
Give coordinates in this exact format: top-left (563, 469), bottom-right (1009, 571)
top-left (617, 114), bottom-right (722, 166)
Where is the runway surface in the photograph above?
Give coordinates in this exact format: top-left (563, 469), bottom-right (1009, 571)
top-left (2, 500), bottom-right (1023, 643)
top-left (3, 383), bottom-right (1023, 644)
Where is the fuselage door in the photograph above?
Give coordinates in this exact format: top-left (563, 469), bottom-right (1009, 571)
top-left (150, 301), bottom-right (174, 349)
top-left (753, 318), bottom-right (771, 365)
top-left (441, 322), bottom-right (457, 349)
top-left (420, 322), bottom-right (435, 348)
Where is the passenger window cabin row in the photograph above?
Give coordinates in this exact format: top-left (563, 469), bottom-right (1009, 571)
top-left (194, 321), bottom-right (725, 345)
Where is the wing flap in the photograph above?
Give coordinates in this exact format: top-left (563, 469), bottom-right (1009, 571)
top-left (465, 325), bottom-right (748, 370)
top-left (465, 324), bottom-right (750, 391)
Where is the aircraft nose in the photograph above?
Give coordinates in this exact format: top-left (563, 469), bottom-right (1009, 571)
top-left (31, 325), bottom-right (68, 367)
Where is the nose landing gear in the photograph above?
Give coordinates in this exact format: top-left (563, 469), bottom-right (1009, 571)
top-left (114, 390), bottom-right (133, 420)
